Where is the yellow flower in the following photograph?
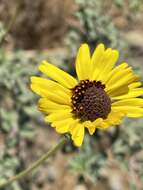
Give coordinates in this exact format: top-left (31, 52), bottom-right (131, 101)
top-left (31, 43), bottom-right (143, 147)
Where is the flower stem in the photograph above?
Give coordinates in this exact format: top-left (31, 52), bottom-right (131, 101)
top-left (0, 137), bottom-right (69, 188)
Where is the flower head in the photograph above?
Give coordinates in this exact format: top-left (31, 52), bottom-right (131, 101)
top-left (31, 43), bottom-right (143, 146)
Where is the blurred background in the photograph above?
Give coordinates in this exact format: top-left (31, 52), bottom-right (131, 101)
top-left (0, 0), bottom-right (143, 189)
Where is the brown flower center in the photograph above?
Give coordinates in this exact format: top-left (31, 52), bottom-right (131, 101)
top-left (71, 80), bottom-right (111, 122)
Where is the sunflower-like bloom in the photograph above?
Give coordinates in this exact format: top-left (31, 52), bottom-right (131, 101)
top-left (31, 44), bottom-right (143, 146)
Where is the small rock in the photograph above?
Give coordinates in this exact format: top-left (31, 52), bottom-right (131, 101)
top-left (74, 184), bottom-right (87, 190)
top-left (47, 165), bottom-right (58, 183)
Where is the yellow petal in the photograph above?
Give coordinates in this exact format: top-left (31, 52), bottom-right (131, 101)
top-left (84, 121), bottom-right (96, 135)
top-left (112, 98), bottom-right (143, 107)
top-left (75, 44), bottom-right (91, 80)
top-left (108, 85), bottom-right (129, 97)
top-left (31, 84), bottom-right (71, 105)
top-left (91, 44), bottom-right (105, 80)
top-left (85, 118), bottom-right (108, 131)
top-left (105, 110), bottom-right (125, 125)
top-left (96, 120), bottom-right (109, 130)
top-left (112, 88), bottom-right (143, 100)
top-left (52, 118), bottom-right (75, 133)
top-left (71, 123), bottom-right (85, 147)
top-left (31, 76), bottom-right (71, 95)
top-left (93, 118), bottom-right (103, 126)
top-left (91, 45), bottom-right (119, 81)
top-left (68, 118), bottom-right (80, 131)
top-left (95, 110), bottom-right (125, 129)
top-left (107, 73), bottom-right (135, 91)
top-left (45, 110), bottom-right (73, 123)
top-left (91, 43), bottom-right (105, 77)
top-left (38, 98), bottom-right (71, 113)
top-left (39, 61), bottom-right (77, 88)
top-left (107, 72), bottom-right (138, 93)
top-left (113, 106), bottom-right (143, 117)
top-left (85, 118), bottom-right (103, 135)
top-left (129, 82), bottom-right (142, 89)
top-left (106, 66), bottom-right (132, 88)
top-left (97, 50), bottom-right (119, 82)
top-left (104, 62), bottom-right (128, 84)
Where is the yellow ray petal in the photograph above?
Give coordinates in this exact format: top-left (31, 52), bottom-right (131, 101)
top-left (45, 110), bottom-right (73, 123)
top-left (112, 98), bottom-right (143, 107)
top-left (38, 98), bottom-right (71, 113)
top-left (107, 74), bottom-right (141, 98)
top-left (85, 118), bottom-right (102, 135)
top-left (106, 70), bottom-right (140, 97)
top-left (97, 50), bottom-right (119, 82)
top-left (71, 123), bottom-right (85, 147)
top-left (39, 61), bottom-right (77, 88)
top-left (91, 44), bottom-right (105, 63)
top-left (96, 120), bottom-right (110, 130)
top-left (107, 73), bottom-right (139, 94)
top-left (112, 88), bottom-right (143, 100)
top-left (108, 85), bottom-right (129, 97)
top-left (129, 82), bottom-right (142, 89)
top-left (104, 62), bottom-right (128, 84)
top-left (91, 43), bottom-right (105, 78)
top-left (113, 106), bottom-right (143, 117)
top-left (91, 44), bottom-right (107, 80)
top-left (75, 44), bottom-right (91, 80)
top-left (31, 76), bottom-right (71, 95)
top-left (95, 110), bottom-right (125, 130)
top-left (31, 84), bottom-right (71, 105)
top-left (84, 121), bottom-right (96, 135)
top-left (106, 66), bottom-right (132, 87)
top-left (68, 119), bottom-right (80, 132)
top-left (52, 118), bottom-right (75, 133)
top-left (105, 110), bottom-right (125, 125)
top-left (91, 45), bottom-right (119, 81)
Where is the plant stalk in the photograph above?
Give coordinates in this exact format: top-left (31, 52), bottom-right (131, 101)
top-left (0, 137), bottom-right (68, 188)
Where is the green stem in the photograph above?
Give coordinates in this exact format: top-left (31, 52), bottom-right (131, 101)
top-left (0, 137), bottom-right (68, 188)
